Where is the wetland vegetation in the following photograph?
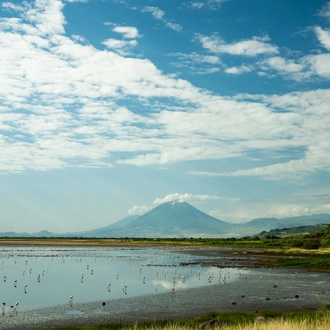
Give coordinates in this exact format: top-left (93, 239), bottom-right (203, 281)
top-left (39, 309), bottom-right (330, 330)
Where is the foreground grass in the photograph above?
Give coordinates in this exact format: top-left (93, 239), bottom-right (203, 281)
top-left (42, 310), bottom-right (330, 330)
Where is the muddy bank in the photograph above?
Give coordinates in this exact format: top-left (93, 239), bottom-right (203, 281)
top-left (1, 266), bottom-right (329, 330)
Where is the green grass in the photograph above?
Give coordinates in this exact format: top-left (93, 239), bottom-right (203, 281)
top-left (262, 254), bottom-right (330, 271)
top-left (39, 309), bottom-right (330, 330)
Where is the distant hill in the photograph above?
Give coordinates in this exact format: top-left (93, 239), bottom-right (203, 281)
top-left (0, 230), bottom-right (56, 238)
top-left (73, 215), bottom-right (140, 237)
top-left (0, 203), bottom-right (330, 238)
top-left (242, 214), bottom-right (330, 235)
top-left (257, 223), bottom-right (329, 238)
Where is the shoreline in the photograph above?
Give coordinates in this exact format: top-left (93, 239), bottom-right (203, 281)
top-left (1, 266), bottom-right (329, 329)
top-left (1, 244), bottom-right (329, 329)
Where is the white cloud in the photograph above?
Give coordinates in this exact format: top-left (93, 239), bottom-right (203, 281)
top-left (304, 53), bottom-right (330, 78)
top-left (128, 192), bottom-right (238, 217)
top-left (142, 6), bottom-right (164, 20)
top-left (210, 187), bottom-right (330, 223)
top-left (314, 26), bottom-right (330, 50)
top-left (318, 2), bottom-right (330, 20)
top-left (166, 22), bottom-right (182, 31)
top-left (102, 38), bottom-right (137, 54)
top-left (225, 65), bottom-right (252, 75)
top-left (0, 0), bottom-right (329, 183)
top-left (141, 6), bottom-right (181, 31)
top-left (65, 0), bottom-right (88, 2)
top-left (196, 34), bottom-right (278, 56)
top-left (24, 0), bottom-right (67, 35)
top-left (169, 52), bottom-right (221, 74)
top-left (210, 202), bottom-right (330, 223)
top-left (171, 52), bottom-right (221, 65)
top-left (261, 56), bottom-right (304, 73)
top-left (128, 204), bottom-right (151, 215)
top-left (1, 2), bottom-right (26, 12)
top-left (189, 0), bottom-right (228, 10)
top-left (190, 2), bottom-right (204, 9)
top-left (112, 26), bottom-right (140, 39)
top-left (153, 193), bottom-right (224, 204)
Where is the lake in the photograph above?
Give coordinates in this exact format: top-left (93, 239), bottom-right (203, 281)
top-left (0, 245), bottom-right (329, 329)
top-left (0, 245), bottom-right (244, 312)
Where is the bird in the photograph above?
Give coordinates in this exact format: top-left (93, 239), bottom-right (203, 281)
top-left (14, 302), bottom-right (19, 314)
top-left (122, 284), bottom-right (127, 295)
top-left (9, 305), bottom-right (14, 316)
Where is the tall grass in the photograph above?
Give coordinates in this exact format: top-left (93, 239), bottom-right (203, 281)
top-left (50, 311), bottom-right (330, 330)
top-left (124, 314), bottom-right (329, 330)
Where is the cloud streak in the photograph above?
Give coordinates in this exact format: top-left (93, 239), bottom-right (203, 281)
top-left (141, 6), bottom-right (182, 31)
top-left (196, 34), bottom-right (278, 56)
top-left (0, 0), bottom-right (329, 185)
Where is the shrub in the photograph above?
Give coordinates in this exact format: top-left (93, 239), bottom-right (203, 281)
top-left (291, 239), bottom-right (304, 248)
top-left (302, 240), bottom-right (321, 250)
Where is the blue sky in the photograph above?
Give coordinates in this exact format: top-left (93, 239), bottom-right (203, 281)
top-left (0, 0), bottom-right (330, 233)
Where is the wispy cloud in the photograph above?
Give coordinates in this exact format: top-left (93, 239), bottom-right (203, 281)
top-left (141, 6), bottom-right (182, 31)
top-left (102, 38), bottom-right (138, 54)
top-left (112, 26), bottom-right (140, 39)
top-left (128, 192), bottom-right (237, 216)
top-left (189, 0), bottom-right (228, 11)
top-left (153, 193), bottom-right (223, 204)
top-left (0, 0), bottom-right (330, 184)
top-left (128, 204), bottom-right (151, 215)
top-left (225, 65), bottom-right (253, 75)
top-left (314, 26), bottom-right (330, 50)
top-left (142, 6), bottom-right (164, 20)
top-left (210, 201), bottom-right (330, 223)
top-left (196, 34), bottom-right (278, 56)
top-left (169, 52), bottom-right (221, 74)
top-left (318, 2), bottom-right (330, 20)
top-left (165, 22), bottom-right (182, 31)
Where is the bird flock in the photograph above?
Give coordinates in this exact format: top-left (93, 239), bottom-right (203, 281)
top-left (0, 246), bottom-right (273, 316)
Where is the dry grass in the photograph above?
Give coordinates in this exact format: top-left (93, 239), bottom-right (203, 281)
top-left (123, 314), bottom-right (329, 330)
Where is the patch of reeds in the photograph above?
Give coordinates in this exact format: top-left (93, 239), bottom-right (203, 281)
top-left (41, 309), bottom-right (330, 330)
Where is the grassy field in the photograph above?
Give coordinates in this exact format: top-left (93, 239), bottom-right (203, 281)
top-left (39, 309), bottom-right (330, 329)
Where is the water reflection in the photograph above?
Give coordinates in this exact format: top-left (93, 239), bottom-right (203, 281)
top-left (0, 246), bottom-right (243, 312)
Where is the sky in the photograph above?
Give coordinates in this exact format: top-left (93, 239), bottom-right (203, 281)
top-left (0, 0), bottom-right (330, 233)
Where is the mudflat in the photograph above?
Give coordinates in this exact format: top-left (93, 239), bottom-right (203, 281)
top-left (0, 243), bottom-right (329, 330)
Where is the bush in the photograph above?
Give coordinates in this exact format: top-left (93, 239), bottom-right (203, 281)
top-left (291, 239), bottom-right (304, 248)
top-left (302, 240), bottom-right (321, 250)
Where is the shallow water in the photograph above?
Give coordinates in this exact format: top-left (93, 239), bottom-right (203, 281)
top-left (1, 246), bottom-right (330, 330)
top-left (0, 246), bottom-right (245, 312)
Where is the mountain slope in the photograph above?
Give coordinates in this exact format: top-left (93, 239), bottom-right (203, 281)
top-left (258, 223), bottom-right (329, 238)
top-left (100, 201), bottom-right (239, 238)
top-left (242, 214), bottom-right (330, 234)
